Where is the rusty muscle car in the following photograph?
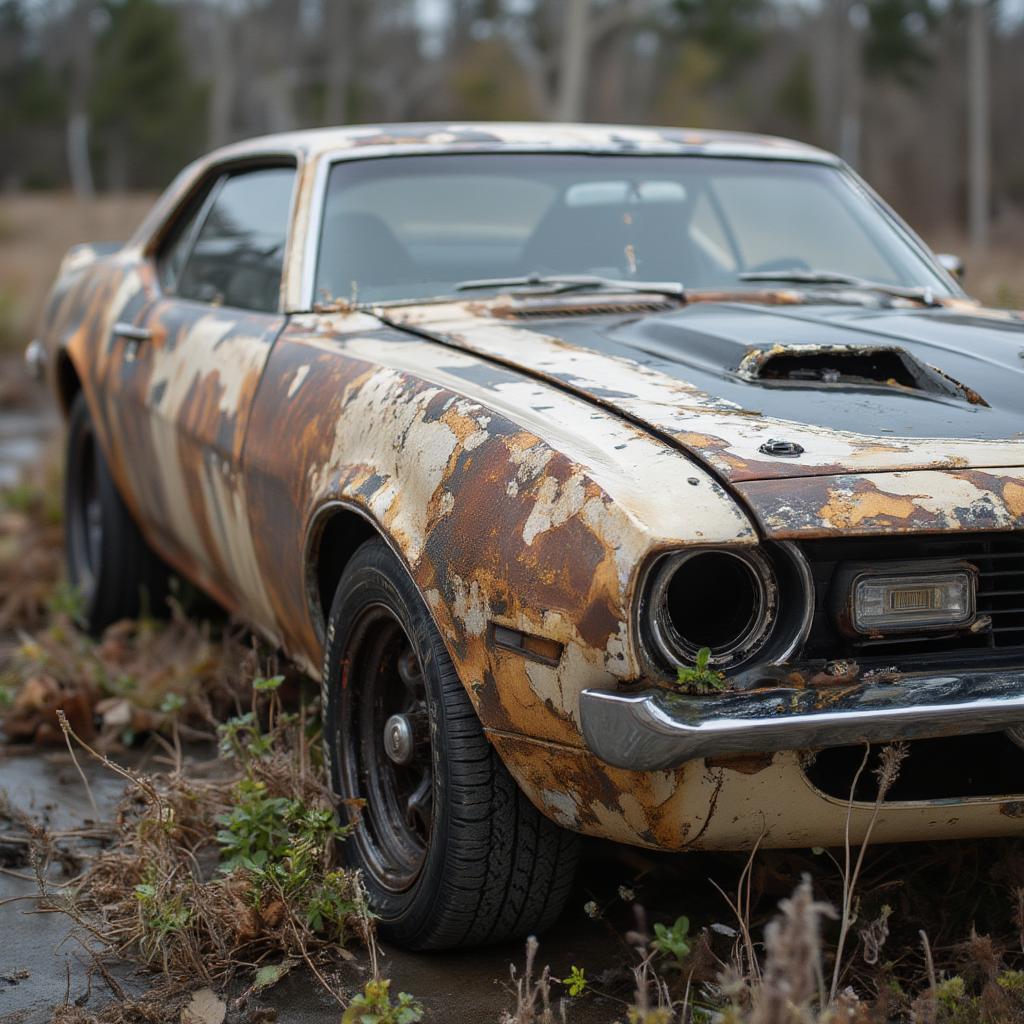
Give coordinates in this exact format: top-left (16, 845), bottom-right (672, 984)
top-left (32, 123), bottom-right (1024, 949)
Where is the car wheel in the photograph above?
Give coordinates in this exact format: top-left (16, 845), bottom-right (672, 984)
top-left (323, 537), bottom-right (579, 950)
top-left (64, 391), bottom-right (171, 634)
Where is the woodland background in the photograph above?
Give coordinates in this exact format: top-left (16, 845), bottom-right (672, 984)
top-left (1, 0), bottom-right (1020, 237)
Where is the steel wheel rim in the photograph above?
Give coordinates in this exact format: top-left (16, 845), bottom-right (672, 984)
top-left (339, 603), bottom-right (433, 893)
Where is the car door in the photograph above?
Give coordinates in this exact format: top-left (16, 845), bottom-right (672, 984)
top-left (118, 163), bottom-right (296, 630)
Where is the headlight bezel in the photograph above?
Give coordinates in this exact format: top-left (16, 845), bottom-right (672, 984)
top-left (636, 542), bottom-right (813, 676)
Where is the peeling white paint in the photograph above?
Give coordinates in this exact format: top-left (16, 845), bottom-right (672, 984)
top-left (287, 364), bottom-right (310, 398)
top-left (523, 471), bottom-right (587, 545)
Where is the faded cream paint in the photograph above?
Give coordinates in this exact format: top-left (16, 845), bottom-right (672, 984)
top-left (328, 330), bottom-right (756, 548)
top-left (286, 363), bottom-right (310, 398)
top-left (198, 462), bottom-right (279, 634)
top-left (489, 732), bottom-right (1024, 850)
top-left (385, 302), bottom-right (1024, 481)
top-left (148, 315), bottom-right (249, 415)
top-left (307, 368), bottom-right (462, 564)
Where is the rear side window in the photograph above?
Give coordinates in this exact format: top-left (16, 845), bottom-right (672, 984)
top-left (170, 166), bottom-right (295, 313)
top-left (158, 196), bottom-right (207, 293)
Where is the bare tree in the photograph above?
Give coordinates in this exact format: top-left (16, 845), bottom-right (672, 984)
top-left (323, 0), bottom-right (357, 126)
top-left (556, 0), bottom-right (590, 120)
top-left (66, 0), bottom-right (98, 198)
top-left (968, 0), bottom-right (991, 251)
top-left (205, 1), bottom-right (238, 148)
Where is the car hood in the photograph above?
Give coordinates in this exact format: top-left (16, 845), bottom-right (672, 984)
top-left (384, 296), bottom-right (1024, 486)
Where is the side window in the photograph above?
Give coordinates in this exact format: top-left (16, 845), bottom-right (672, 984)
top-left (173, 166), bottom-right (295, 313)
top-left (158, 190), bottom-right (209, 293)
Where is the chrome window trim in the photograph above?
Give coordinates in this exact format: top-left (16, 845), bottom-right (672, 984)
top-left (300, 152), bottom-right (333, 311)
top-left (165, 172), bottom-right (226, 297)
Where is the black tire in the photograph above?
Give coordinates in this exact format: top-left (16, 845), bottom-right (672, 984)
top-left (323, 538), bottom-right (579, 950)
top-left (64, 391), bottom-right (171, 634)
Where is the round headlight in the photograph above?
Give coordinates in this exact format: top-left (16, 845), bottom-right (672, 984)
top-left (643, 548), bottom-right (779, 669)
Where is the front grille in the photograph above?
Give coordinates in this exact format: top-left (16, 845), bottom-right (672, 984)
top-left (799, 533), bottom-right (1024, 664)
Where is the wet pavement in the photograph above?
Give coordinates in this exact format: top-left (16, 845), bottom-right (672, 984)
top-left (0, 412), bottom-right (53, 489)
top-left (0, 746), bottom-right (689, 1023)
top-left (0, 360), bottom-right (56, 488)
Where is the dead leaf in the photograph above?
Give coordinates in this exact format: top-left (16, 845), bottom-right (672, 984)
top-left (261, 899), bottom-right (286, 928)
top-left (252, 961), bottom-right (292, 992)
top-left (180, 988), bottom-right (226, 1024)
top-left (97, 697), bottom-right (132, 727)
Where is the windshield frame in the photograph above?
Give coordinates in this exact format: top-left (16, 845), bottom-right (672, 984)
top-left (299, 147), bottom-right (964, 310)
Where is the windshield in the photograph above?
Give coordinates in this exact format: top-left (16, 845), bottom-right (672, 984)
top-left (313, 153), bottom-right (951, 305)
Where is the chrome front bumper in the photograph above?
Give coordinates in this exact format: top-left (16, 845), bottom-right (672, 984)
top-left (579, 669), bottom-right (1024, 770)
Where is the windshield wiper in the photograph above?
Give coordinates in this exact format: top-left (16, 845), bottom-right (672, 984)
top-left (454, 273), bottom-right (686, 300)
top-left (738, 269), bottom-right (941, 306)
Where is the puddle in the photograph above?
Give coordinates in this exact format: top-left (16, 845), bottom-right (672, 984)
top-left (0, 407), bottom-right (56, 487)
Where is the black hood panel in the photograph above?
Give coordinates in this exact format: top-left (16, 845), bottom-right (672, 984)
top-left (552, 303), bottom-right (1024, 442)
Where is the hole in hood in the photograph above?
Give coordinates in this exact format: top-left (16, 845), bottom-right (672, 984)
top-left (737, 344), bottom-right (988, 405)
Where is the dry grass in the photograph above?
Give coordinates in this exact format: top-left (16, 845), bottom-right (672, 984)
top-left (0, 455), bottom-right (63, 632)
top-left (0, 458), bottom-right (263, 748)
top-left (1, 609), bottom-right (261, 747)
top-left (0, 192), bottom-right (155, 350)
top-left (500, 741), bottom-right (1024, 1024)
top-left (49, 688), bottom-right (376, 995)
top-left (3, 671), bottom-right (381, 1020)
top-left (0, 461), bottom-right (385, 1016)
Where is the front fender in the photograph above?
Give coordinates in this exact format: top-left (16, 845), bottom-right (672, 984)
top-left (244, 313), bottom-right (756, 747)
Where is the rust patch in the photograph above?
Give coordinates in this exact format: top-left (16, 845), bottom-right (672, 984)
top-left (819, 489), bottom-right (920, 529)
top-left (1004, 481), bottom-right (1024, 518)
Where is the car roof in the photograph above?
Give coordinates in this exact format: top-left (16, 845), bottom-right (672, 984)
top-left (207, 121), bottom-right (839, 166)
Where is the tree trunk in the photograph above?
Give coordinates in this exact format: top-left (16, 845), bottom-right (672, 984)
top-left (66, 0), bottom-right (96, 199)
top-left (207, 6), bottom-right (236, 148)
top-left (556, 0), bottom-right (590, 122)
top-left (324, 0), bottom-right (355, 125)
top-left (967, 0), bottom-right (991, 252)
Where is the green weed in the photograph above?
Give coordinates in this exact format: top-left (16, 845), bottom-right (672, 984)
top-left (675, 647), bottom-right (726, 694)
top-left (340, 978), bottom-right (424, 1024)
top-left (651, 915), bottom-right (691, 967)
top-left (562, 964), bottom-right (588, 997)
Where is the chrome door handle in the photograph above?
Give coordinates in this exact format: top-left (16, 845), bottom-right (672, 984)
top-left (112, 322), bottom-right (152, 342)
